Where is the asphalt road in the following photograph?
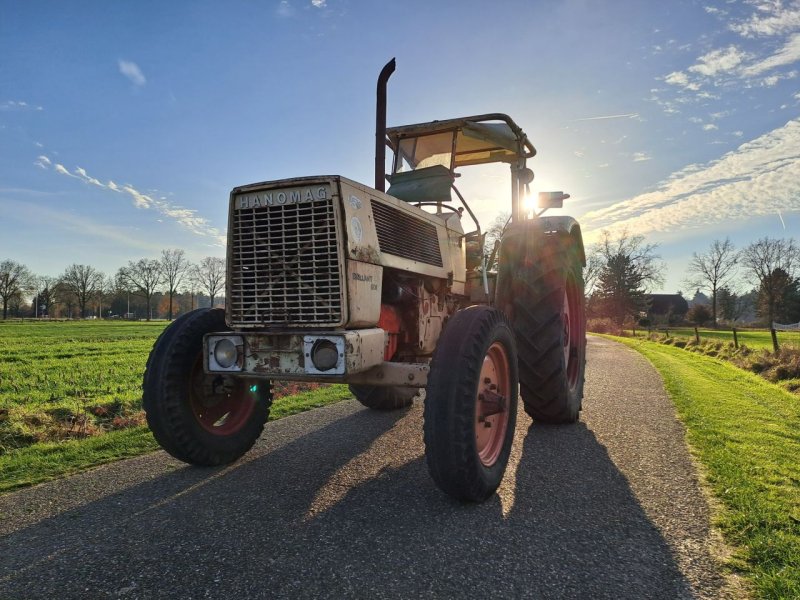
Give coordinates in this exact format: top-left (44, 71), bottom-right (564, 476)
top-left (0, 337), bottom-right (743, 599)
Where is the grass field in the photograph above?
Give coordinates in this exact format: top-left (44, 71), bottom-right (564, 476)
top-left (0, 320), bottom-right (352, 491)
top-left (612, 336), bottom-right (800, 599)
top-left (632, 327), bottom-right (800, 351)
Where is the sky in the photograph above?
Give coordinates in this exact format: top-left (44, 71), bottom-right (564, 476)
top-left (1, 0), bottom-right (799, 294)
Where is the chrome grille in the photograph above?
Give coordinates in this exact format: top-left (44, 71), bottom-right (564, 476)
top-left (229, 195), bottom-right (343, 327)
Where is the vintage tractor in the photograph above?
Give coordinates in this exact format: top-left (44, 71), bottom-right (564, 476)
top-left (143, 60), bottom-right (586, 502)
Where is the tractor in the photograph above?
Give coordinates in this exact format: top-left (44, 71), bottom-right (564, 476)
top-left (142, 60), bottom-right (586, 502)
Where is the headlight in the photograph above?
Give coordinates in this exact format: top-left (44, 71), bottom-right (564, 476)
top-left (213, 338), bottom-right (238, 368)
top-left (310, 339), bottom-right (339, 371)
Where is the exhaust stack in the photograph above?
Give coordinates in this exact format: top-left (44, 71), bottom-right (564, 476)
top-left (375, 58), bottom-right (396, 193)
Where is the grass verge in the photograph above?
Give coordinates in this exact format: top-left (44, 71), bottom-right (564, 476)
top-left (0, 384), bottom-right (353, 494)
top-left (608, 335), bottom-right (800, 598)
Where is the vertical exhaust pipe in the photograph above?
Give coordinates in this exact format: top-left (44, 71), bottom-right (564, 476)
top-left (375, 58), bottom-right (396, 193)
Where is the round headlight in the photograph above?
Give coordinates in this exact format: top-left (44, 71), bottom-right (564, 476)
top-left (213, 338), bottom-right (238, 369)
top-left (311, 339), bottom-right (339, 371)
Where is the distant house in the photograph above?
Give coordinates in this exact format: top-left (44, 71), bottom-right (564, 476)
top-left (646, 294), bottom-right (689, 324)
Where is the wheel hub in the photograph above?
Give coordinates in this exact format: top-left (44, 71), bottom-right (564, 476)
top-left (475, 342), bottom-right (511, 467)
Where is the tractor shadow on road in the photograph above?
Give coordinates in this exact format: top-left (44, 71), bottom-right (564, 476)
top-left (0, 403), bottom-right (694, 599)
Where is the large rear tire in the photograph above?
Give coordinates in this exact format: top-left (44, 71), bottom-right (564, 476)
top-left (349, 385), bottom-right (417, 410)
top-left (498, 234), bottom-right (586, 423)
top-left (423, 306), bottom-right (518, 502)
top-left (142, 308), bottom-right (271, 466)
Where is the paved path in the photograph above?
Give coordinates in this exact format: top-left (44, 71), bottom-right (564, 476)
top-left (0, 337), bottom-right (742, 599)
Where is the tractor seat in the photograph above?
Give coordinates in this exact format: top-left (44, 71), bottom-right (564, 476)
top-left (386, 165), bottom-right (455, 205)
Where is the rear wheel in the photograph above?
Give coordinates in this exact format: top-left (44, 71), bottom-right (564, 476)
top-left (142, 308), bottom-right (271, 465)
top-left (423, 306), bottom-right (518, 502)
top-left (499, 235), bottom-right (586, 423)
top-left (349, 385), bottom-right (417, 410)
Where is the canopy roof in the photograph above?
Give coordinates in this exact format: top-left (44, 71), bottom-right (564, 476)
top-left (386, 113), bottom-right (536, 168)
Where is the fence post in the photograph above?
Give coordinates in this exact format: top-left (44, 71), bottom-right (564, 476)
top-left (732, 327), bottom-right (739, 350)
top-left (694, 326), bottom-right (700, 344)
top-left (771, 327), bottom-right (780, 354)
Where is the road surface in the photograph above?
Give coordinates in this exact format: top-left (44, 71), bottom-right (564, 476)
top-left (0, 337), bottom-right (743, 599)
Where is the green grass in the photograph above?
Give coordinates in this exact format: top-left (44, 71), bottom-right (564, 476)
top-left (633, 327), bottom-right (800, 351)
top-left (0, 320), bottom-right (168, 451)
top-left (0, 320), bottom-right (353, 492)
top-left (610, 335), bottom-right (800, 598)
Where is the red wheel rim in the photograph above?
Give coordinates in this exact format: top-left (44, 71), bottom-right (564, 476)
top-left (474, 342), bottom-right (511, 467)
top-left (563, 276), bottom-right (581, 390)
top-left (188, 357), bottom-right (257, 435)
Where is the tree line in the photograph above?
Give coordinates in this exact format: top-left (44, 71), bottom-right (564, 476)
top-left (0, 250), bottom-right (226, 321)
top-left (586, 232), bottom-right (800, 332)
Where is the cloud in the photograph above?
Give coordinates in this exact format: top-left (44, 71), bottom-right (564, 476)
top-left (730, 3), bottom-right (800, 38)
top-left (118, 60), bottom-right (146, 86)
top-left (632, 152), bottom-right (652, 162)
top-left (1, 100), bottom-right (44, 111)
top-left (34, 155), bottom-right (51, 169)
top-left (43, 158), bottom-right (224, 243)
top-left (276, 0), bottom-right (294, 17)
top-left (665, 71), bottom-right (690, 86)
top-left (74, 167), bottom-right (104, 187)
top-left (741, 33), bottom-right (800, 76)
top-left (688, 45), bottom-right (749, 76)
top-left (581, 117), bottom-right (800, 242)
top-left (311, 0), bottom-right (326, 6)
top-left (703, 123), bottom-right (718, 131)
top-left (54, 164), bottom-right (79, 178)
top-left (573, 113), bottom-right (640, 121)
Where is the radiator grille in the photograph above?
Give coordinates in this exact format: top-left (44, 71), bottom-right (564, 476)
top-left (229, 196), bottom-right (343, 327)
top-left (372, 202), bottom-right (443, 267)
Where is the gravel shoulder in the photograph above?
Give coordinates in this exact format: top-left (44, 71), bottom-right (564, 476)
top-left (0, 336), bottom-right (743, 599)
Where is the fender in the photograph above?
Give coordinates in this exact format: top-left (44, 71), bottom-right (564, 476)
top-left (500, 216), bottom-right (586, 267)
top-left (536, 216), bottom-right (586, 267)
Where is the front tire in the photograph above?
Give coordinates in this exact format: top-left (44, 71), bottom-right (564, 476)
top-left (423, 306), bottom-right (518, 502)
top-left (142, 308), bottom-right (271, 466)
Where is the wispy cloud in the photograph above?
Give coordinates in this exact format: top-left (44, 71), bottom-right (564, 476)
top-left (276, 0), bottom-right (294, 17)
top-left (37, 156), bottom-right (224, 244)
top-left (118, 60), bottom-right (146, 87)
top-left (573, 113), bottom-right (640, 122)
top-left (582, 117), bottom-right (800, 241)
top-left (741, 33), bottom-right (800, 76)
top-left (656, 3), bottom-right (800, 116)
top-left (1, 100), bottom-right (44, 111)
top-left (730, 3), bottom-right (800, 38)
top-left (632, 152), bottom-right (652, 162)
top-left (311, 0), bottom-right (326, 6)
top-left (34, 155), bottom-right (51, 169)
top-left (689, 45), bottom-right (750, 76)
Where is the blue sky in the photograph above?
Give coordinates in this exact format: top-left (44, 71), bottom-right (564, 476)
top-left (1, 0), bottom-right (799, 294)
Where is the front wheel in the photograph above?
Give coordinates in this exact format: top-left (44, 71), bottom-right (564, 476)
top-left (423, 306), bottom-right (518, 502)
top-left (142, 308), bottom-right (271, 466)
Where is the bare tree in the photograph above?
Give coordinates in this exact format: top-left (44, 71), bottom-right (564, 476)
top-left (34, 275), bottom-right (60, 317)
top-left (60, 264), bottom-right (104, 318)
top-left (684, 238), bottom-right (738, 328)
top-left (583, 250), bottom-right (604, 297)
top-left (483, 212), bottom-right (510, 269)
top-left (740, 237), bottom-right (799, 351)
top-left (194, 257), bottom-right (226, 307)
top-left (160, 249), bottom-right (190, 320)
top-left (118, 259), bottom-right (163, 321)
top-left (0, 260), bottom-right (34, 319)
top-left (591, 230), bottom-right (665, 327)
